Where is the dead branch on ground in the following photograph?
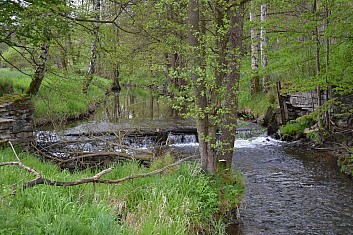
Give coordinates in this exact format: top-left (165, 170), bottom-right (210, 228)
top-left (58, 152), bottom-right (152, 166)
top-left (1, 142), bottom-right (196, 192)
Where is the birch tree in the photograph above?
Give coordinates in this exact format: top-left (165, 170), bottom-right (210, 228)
top-left (83, 0), bottom-right (101, 93)
top-left (250, 1), bottom-right (260, 95)
top-left (260, 2), bottom-right (268, 93)
top-left (0, 0), bottom-right (72, 96)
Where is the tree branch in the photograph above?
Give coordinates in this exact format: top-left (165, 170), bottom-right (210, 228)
top-left (0, 53), bottom-right (32, 77)
top-left (97, 155), bottom-right (196, 184)
top-left (58, 151), bottom-right (152, 166)
top-left (1, 142), bottom-right (196, 191)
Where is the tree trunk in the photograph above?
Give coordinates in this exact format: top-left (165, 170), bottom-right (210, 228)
top-left (26, 43), bottom-right (50, 96)
top-left (67, 33), bottom-right (76, 66)
top-left (219, 1), bottom-right (244, 170)
top-left (260, 2), bottom-right (268, 93)
top-left (312, 0), bottom-right (323, 130)
top-left (83, 0), bottom-right (101, 93)
top-left (324, 3), bottom-right (331, 131)
top-left (112, 15), bottom-right (121, 92)
top-left (250, 2), bottom-right (260, 95)
top-left (188, 0), bottom-right (215, 174)
top-left (112, 65), bottom-right (121, 91)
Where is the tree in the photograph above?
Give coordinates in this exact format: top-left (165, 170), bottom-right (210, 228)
top-left (260, 2), bottom-right (268, 93)
top-left (185, 0), bottom-right (245, 173)
top-left (187, 0), bottom-right (216, 173)
top-left (0, 0), bottom-right (72, 96)
top-left (250, 1), bottom-right (260, 95)
top-left (83, 0), bottom-right (101, 93)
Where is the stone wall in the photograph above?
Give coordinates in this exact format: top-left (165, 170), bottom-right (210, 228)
top-left (0, 95), bottom-right (34, 149)
top-left (280, 90), bottom-right (353, 127)
top-left (280, 90), bottom-right (328, 122)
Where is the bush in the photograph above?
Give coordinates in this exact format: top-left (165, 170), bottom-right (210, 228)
top-left (280, 118), bottom-right (312, 140)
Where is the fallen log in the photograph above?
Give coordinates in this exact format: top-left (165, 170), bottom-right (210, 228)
top-left (1, 142), bottom-right (197, 192)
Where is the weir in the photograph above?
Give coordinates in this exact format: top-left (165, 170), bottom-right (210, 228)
top-left (34, 90), bottom-right (353, 234)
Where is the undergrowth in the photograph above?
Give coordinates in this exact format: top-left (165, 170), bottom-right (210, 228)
top-left (279, 118), bottom-right (312, 141)
top-left (33, 72), bottom-right (110, 125)
top-left (238, 89), bottom-right (276, 118)
top-left (0, 148), bottom-right (244, 235)
top-left (0, 68), bottom-right (111, 125)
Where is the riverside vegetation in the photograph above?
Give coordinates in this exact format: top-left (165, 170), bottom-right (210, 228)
top-left (0, 69), bottom-right (244, 234)
top-left (0, 68), bottom-right (110, 125)
top-left (0, 148), bottom-right (244, 235)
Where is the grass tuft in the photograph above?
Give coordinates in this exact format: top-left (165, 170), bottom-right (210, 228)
top-left (0, 149), bottom-right (244, 234)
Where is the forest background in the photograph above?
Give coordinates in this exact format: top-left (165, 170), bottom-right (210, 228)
top-left (1, 0), bottom-right (352, 173)
top-left (0, 0), bottom-right (352, 234)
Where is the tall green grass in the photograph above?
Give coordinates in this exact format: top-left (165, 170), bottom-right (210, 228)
top-left (0, 68), bottom-right (31, 95)
top-left (0, 68), bottom-right (111, 124)
top-left (279, 117), bottom-right (314, 140)
top-left (238, 91), bottom-right (276, 117)
top-left (0, 149), bottom-right (244, 235)
top-left (33, 73), bottom-right (110, 123)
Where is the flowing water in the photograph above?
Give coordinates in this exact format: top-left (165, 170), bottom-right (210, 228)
top-left (229, 129), bottom-right (353, 235)
top-left (35, 89), bottom-right (353, 234)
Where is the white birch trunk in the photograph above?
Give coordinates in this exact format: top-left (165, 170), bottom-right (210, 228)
top-left (250, 3), bottom-right (259, 94)
top-left (27, 43), bottom-right (50, 96)
top-left (83, 0), bottom-right (101, 93)
top-left (260, 2), bottom-right (268, 93)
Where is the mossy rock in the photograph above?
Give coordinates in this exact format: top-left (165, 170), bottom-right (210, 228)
top-left (338, 154), bottom-right (353, 176)
top-left (0, 94), bottom-right (29, 105)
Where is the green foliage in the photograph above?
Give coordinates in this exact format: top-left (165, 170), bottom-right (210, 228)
top-left (0, 47), bottom-right (32, 69)
top-left (238, 88), bottom-right (275, 117)
top-left (306, 131), bottom-right (320, 142)
top-left (0, 149), bottom-right (244, 235)
top-left (33, 73), bottom-right (110, 121)
top-left (338, 148), bottom-right (353, 176)
top-left (280, 118), bottom-right (312, 140)
top-left (0, 1), bottom-right (73, 46)
top-left (0, 68), bottom-right (110, 123)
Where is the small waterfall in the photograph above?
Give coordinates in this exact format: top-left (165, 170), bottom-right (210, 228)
top-left (167, 133), bottom-right (198, 147)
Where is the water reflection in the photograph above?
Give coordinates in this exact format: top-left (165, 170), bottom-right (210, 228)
top-left (96, 89), bottom-right (180, 123)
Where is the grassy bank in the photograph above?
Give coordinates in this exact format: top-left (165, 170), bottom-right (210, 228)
top-left (0, 148), bottom-right (244, 235)
top-left (0, 68), bottom-right (111, 125)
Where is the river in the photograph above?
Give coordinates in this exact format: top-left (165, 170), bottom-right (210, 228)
top-left (230, 131), bottom-right (353, 234)
top-left (35, 90), bottom-right (353, 234)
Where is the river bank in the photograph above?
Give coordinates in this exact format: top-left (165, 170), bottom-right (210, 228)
top-left (245, 102), bottom-right (353, 178)
top-left (0, 147), bottom-right (244, 234)
top-left (0, 81), bottom-right (246, 234)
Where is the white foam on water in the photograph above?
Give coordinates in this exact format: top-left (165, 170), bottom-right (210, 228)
top-left (235, 136), bottom-right (282, 149)
top-left (172, 136), bottom-right (282, 148)
top-left (171, 142), bottom-right (199, 147)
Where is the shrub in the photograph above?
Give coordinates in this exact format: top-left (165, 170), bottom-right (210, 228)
top-left (280, 119), bottom-right (312, 140)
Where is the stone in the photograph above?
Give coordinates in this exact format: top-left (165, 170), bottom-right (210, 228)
top-left (0, 98), bottom-right (34, 148)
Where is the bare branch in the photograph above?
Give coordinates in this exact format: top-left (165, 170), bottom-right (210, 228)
top-left (9, 142), bottom-right (42, 180)
top-left (57, 152), bottom-right (152, 166)
top-left (0, 162), bottom-right (20, 167)
top-left (9, 141), bottom-right (21, 162)
top-left (99, 155), bottom-right (197, 184)
top-left (0, 151), bottom-right (196, 190)
top-left (0, 53), bottom-right (32, 77)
